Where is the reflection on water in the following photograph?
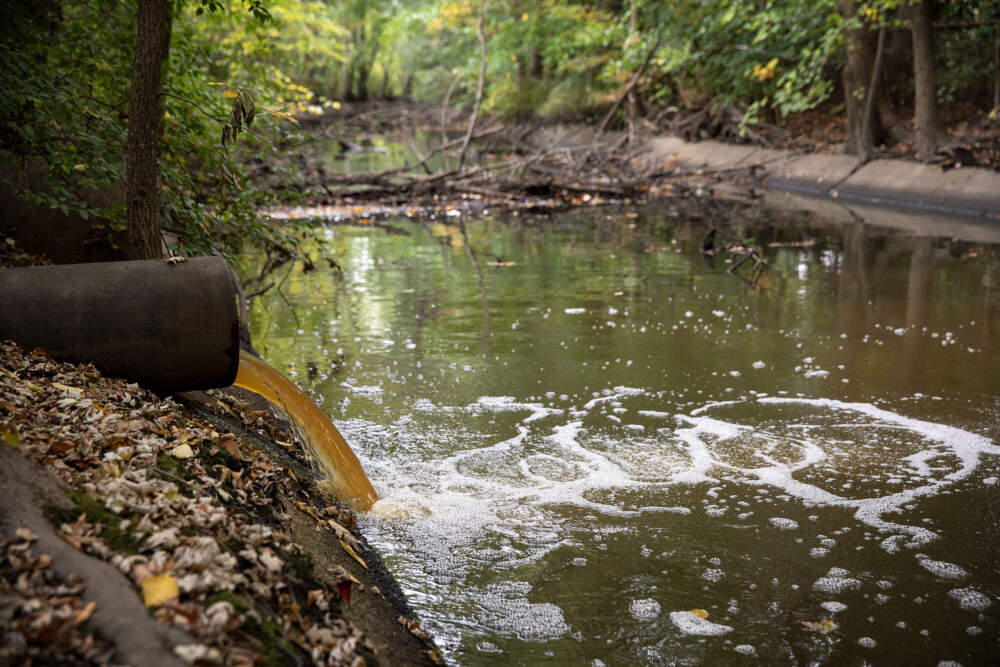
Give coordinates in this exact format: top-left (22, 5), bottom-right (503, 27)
top-left (247, 205), bottom-right (1000, 665)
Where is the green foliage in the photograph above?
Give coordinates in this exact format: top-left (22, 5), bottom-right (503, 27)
top-left (0, 0), bottom-right (334, 260)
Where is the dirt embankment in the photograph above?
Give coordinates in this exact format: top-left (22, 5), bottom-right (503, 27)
top-left (0, 338), bottom-right (439, 666)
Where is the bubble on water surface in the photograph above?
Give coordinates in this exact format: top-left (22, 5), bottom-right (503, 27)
top-left (821, 601), bottom-right (847, 613)
top-left (916, 556), bottom-right (969, 580)
top-left (734, 644), bottom-right (756, 656)
top-left (702, 568), bottom-right (724, 582)
top-left (814, 568), bottom-right (861, 594)
top-left (948, 588), bottom-right (992, 612)
top-left (477, 581), bottom-right (570, 640)
top-left (669, 611), bottom-right (732, 636)
top-left (629, 598), bottom-right (661, 621)
top-left (769, 517), bottom-right (799, 530)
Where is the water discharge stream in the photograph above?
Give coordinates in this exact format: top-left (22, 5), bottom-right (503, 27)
top-left (234, 350), bottom-right (378, 511)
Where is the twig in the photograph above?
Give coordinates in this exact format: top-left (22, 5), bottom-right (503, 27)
top-left (405, 137), bottom-right (434, 175)
top-left (160, 90), bottom-right (277, 147)
top-left (585, 35), bottom-right (663, 162)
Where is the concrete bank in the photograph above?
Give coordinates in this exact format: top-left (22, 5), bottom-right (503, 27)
top-left (641, 137), bottom-right (1000, 243)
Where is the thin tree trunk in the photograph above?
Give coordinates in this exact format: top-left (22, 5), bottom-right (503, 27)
top-left (910, 0), bottom-right (940, 161)
top-left (126, 0), bottom-right (172, 260)
top-left (840, 0), bottom-right (876, 156)
top-left (626, 0), bottom-right (640, 144)
top-left (860, 27), bottom-right (886, 163)
top-left (457, 0), bottom-right (488, 172)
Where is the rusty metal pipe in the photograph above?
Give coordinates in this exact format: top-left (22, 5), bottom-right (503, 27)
top-left (0, 257), bottom-right (239, 393)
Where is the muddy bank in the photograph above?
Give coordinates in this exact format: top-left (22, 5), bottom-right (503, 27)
top-left (0, 341), bottom-right (439, 666)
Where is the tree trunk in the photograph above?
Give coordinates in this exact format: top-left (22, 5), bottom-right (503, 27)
top-left (125, 0), bottom-right (172, 260)
top-left (840, 0), bottom-right (877, 156)
top-left (625, 0), bottom-right (640, 144)
top-left (910, 0), bottom-right (940, 161)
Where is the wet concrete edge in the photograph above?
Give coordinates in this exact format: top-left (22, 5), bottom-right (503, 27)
top-left (641, 137), bottom-right (1000, 238)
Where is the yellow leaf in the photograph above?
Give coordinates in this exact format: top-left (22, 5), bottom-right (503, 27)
top-left (223, 89), bottom-right (239, 99)
top-left (331, 101), bottom-right (342, 110)
top-left (690, 608), bottom-right (708, 619)
top-left (340, 539), bottom-right (368, 569)
top-left (52, 382), bottom-right (84, 394)
top-left (263, 107), bottom-right (299, 124)
top-left (521, 13), bottom-right (529, 21)
top-left (142, 573), bottom-right (179, 606)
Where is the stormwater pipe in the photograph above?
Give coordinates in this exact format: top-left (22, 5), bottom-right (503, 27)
top-left (0, 257), bottom-right (239, 393)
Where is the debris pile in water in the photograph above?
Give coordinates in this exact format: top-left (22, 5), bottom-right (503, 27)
top-left (0, 341), bottom-right (382, 665)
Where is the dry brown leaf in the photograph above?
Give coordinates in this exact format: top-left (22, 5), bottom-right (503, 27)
top-left (218, 434), bottom-right (244, 460)
top-left (339, 539), bottom-right (367, 569)
top-left (73, 601), bottom-right (97, 626)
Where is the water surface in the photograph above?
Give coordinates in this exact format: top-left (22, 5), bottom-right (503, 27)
top-left (248, 203), bottom-right (1000, 665)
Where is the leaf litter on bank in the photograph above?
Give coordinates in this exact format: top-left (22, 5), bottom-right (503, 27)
top-left (0, 341), bottom-right (377, 665)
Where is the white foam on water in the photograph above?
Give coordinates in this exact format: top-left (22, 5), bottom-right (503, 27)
top-left (629, 598), bottom-right (661, 621)
top-left (669, 611), bottom-right (733, 636)
top-left (476, 581), bottom-right (571, 640)
top-left (770, 517), bottom-right (799, 530)
top-left (916, 556), bottom-right (969, 580)
top-left (702, 568), bottom-right (725, 582)
top-left (358, 392), bottom-right (997, 649)
top-left (821, 601), bottom-right (847, 613)
top-left (734, 644), bottom-right (757, 656)
top-left (948, 587), bottom-right (992, 612)
top-left (857, 637), bottom-right (877, 648)
top-left (814, 568), bottom-right (861, 594)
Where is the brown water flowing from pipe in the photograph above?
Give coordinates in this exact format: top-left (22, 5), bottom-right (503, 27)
top-left (234, 350), bottom-right (378, 511)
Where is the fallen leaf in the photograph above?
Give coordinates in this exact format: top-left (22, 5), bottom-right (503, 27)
top-left (73, 601), bottom-right (97, 626)
top-left (801, 618), bottom-right (838, 633)
top-left (335, 579), bottom-right (352, 604)
top-left (48, 440), bottom-right (75, 454)
top-left (169, 443), bottom-right (195, 459)
top-left (339, 539), bottom-right (367, 569)
top-left (142, 573), bottom-right (179, 606)
top-left (328, 519), bottom-right (361, 550)
top-left (2, 429), bottom-right (21, 447)
top-left (51, 382), bottom-right (84, 395)
top-left (218, 434), bottom-right (244, 460)
top-left (690, 608), bottom-right (709, 619)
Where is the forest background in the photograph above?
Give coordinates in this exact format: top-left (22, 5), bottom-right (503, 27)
top-left (1, 0), bottom-right (998, 263)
